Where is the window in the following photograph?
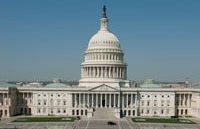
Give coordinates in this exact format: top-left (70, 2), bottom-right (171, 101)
top-left (161, 100), bottom-right (164, 106)
top-left (63, 109), bottom-right (66, 113)
top-left (37, 108), bottom-right (40, 113)
top-left (58, 94), bottom-right (60, 97)
top-left (147, 101), bottom-right (150, 106)
top-left (38, 94), bottom-right (40, 97)
top-left (77, 110), bottom-right (79, 115)
top-left (162, 95), bottom-right (164, 98)
top-left (161, 110), bottom-right (164, 114)
top-left (44, 100), bottom-right (47, 105)
top-left (58, 109), bottom-right (60, 113)
top-left (38, 100), bottom-right (41, 105)
top-left (181, 109), bottom-right (183, 115)
top-left (147, 110), bottom-right (149, 114)
top-left (51, 94), bottom-right (53, 97)
top-left (128, 110), bottom-right (131, 116)
top-left (63, 101), bottom-right (66, 105)
top-left (141, 100), bottom-right (144, 106)
top-left (167, 100), bottom-right (170, 106)
top-left (141, 109), bottom-right (143, 114)
top-left (154, 100), bottom-right (157, 106)
top-left (185, 109), bottom-right (188, 115)
top-left (132, 110), bottom-right (135, 116)
top-left (147, 95), bottom-right (150, 98)
top-left (5, 110), bottom-right (7, 116)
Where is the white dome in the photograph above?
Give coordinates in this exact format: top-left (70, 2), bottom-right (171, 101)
top-left (88, 30), bottom-right (120, 49)
top-left (79, 6), bottom-right (129, 88)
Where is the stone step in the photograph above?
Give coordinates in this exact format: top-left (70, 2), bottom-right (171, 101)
top-left (92, 108), bottom-right (118, 120)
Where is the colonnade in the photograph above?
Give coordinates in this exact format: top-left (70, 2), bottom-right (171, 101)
top-left (0, 93), bottom-right (9, 106)
top-left (72, 93), bottom-right (136, 108)
top-left (81, 66), bottom-right (126, 79)
top-left (85, 52), bottom-right (123, 61)
top-left (0, 93), bottom-right (9, 117)
top-left (17, 92), bottom-right (32, 106)
top-left (177, 94), bottom-right (192, 107)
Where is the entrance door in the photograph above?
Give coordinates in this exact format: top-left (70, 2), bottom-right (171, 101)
top-left (29, 108), bottom-right (31, 115)
top-left (102, 99), bottom-right (105, 107)
top-left (0, 110), bottom-right (2, 117)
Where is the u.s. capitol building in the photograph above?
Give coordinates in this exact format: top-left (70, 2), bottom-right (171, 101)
top-left (0, 6), bottom-right (200, 119)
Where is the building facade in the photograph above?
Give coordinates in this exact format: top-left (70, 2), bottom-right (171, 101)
top-left (0, 6), bottom-right (200, 119)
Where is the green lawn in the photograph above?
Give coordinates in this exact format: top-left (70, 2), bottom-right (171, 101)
top-left (13, 117), bottom-right (77, 122)
top-left (132, 117), bottom-right (195, 124)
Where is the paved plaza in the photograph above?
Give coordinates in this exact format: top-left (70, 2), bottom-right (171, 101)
top-left (1, 117), bottom-right (200, 129)
top-left (76, 119), bottom-right (200, 129)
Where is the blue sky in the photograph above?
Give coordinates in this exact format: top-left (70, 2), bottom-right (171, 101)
top-left (0, 0), bottom-right (200, 82)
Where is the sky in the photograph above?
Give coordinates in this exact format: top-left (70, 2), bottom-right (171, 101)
top-left (0, 0), bottom-right (200, 82)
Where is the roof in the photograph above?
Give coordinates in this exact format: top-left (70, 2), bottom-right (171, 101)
top-left (140, 83), bottom-right (162, 88)
top-left (0, 83), bottom-right (17, 88)
top-left (45, 83), bottom-right (70, 88)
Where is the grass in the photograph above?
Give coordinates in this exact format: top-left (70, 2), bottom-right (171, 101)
top-left (132, 117), bottom-right (196, 124)
top-left (13, 116), bottom-right (77, 122)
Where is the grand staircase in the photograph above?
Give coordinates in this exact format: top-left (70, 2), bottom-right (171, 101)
top-left (92, 108), bottom-right (118, 120)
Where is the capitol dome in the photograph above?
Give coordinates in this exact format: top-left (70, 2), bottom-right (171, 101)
top-left (79, 6), bottom-right (129, 88)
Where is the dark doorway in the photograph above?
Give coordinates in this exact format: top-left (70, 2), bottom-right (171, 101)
top-left (29, 108), bottom-right (31, 115)
top-left (102, 99), bottom-right (105, 107)
top-left (0, 110), bottom-right (2, 117)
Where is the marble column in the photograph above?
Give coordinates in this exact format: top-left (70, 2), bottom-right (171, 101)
top-left (187, 94), bottom-right (189, 107)
top-left (179, 94), bottom-right (181, 106)
top-left (126, 94), bottom-right (128, 108)
top-left (97, 67), bottom-right (99, 78)
top-left (109, 67), bottom-right (111, 78)
top-left (185, 94), bottom-right (187, 106)
top-left (83, 93), bottom-right (85, 107)
top-left (119, 67), bottom-right (121, 78)
top-left (96, 94), bottom-right (98, 108)
top-left (131, 94), bottom-right (133, 108)
top-left (87, 94), bottom-right (89, 107)
top-left (74, 93), bottom-right (77, 107)
top-left (105, 67), bottom-right (107, 78)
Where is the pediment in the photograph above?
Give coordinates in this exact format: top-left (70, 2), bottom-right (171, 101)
top-left (88, 84), bottom-right (119, 91)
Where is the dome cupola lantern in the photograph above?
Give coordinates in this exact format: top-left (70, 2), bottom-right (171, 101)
top-left (100, 5), bottom-right (109, 31)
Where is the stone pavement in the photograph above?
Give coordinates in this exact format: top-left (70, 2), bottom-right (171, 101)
top-left (1, 117), bottom-right (200, 129)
